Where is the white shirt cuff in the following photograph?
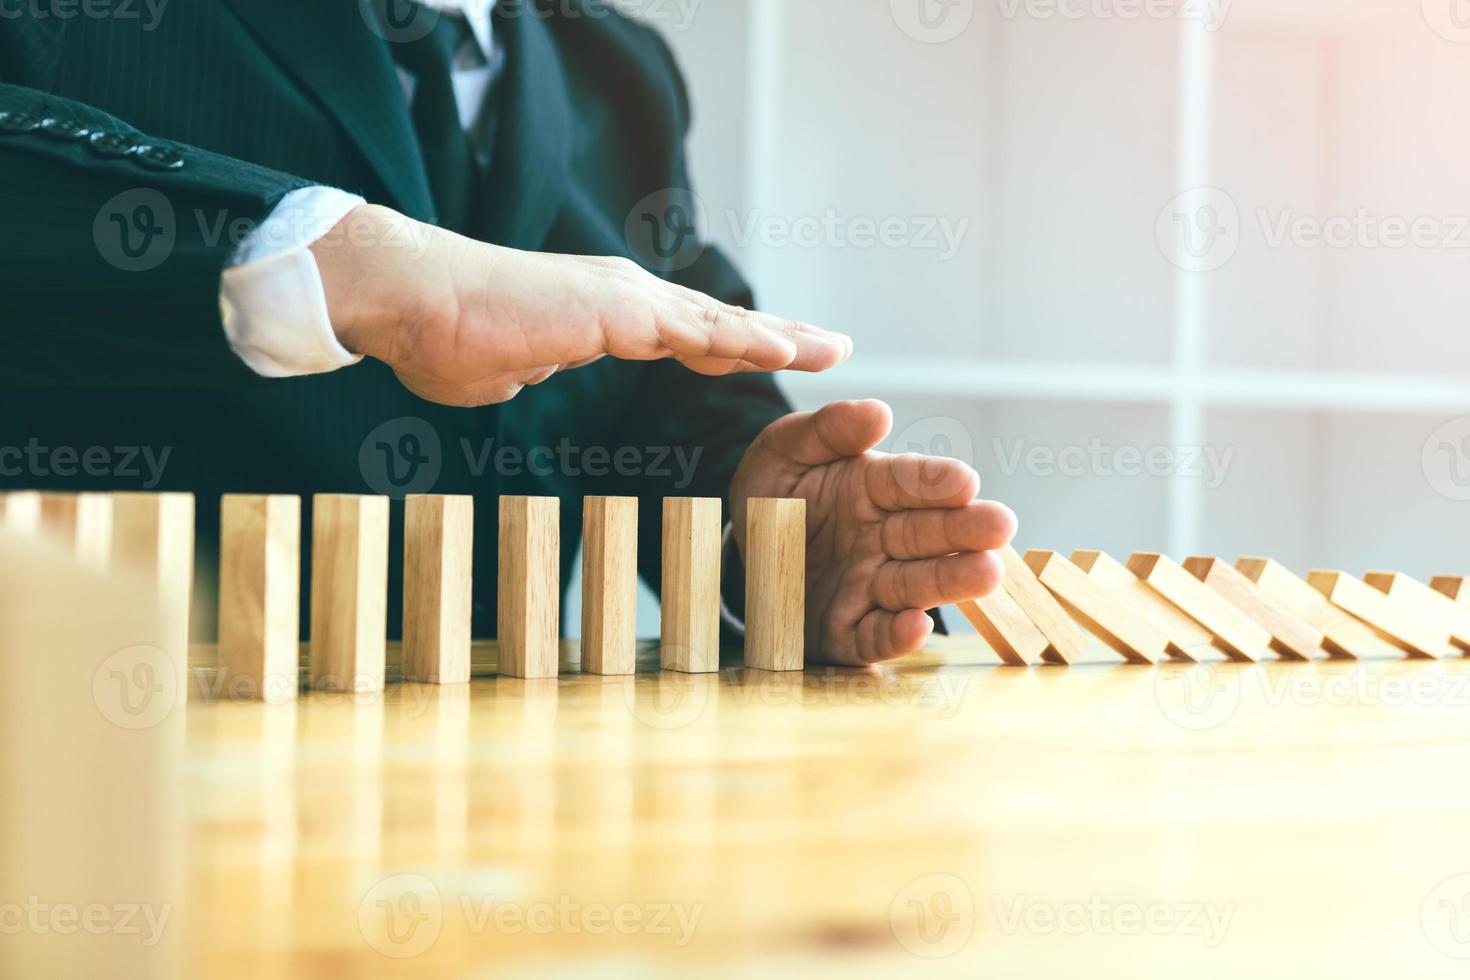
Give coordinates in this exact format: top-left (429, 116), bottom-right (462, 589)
top-left (219, 186), bottom-right (367, 379)
top-left (719, 522), bottom-right (746, 635)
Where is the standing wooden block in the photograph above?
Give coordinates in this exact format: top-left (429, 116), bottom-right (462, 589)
top-left (218, 495), bottom-right (301, 703)
top-left (1127, 553), bottom-right (1269, 662)
top-left (39, 492), bottom-right (112, 569)
top-left (1365, 572), bottom-right (1470, 654)
top-left (0, 491), bottom-right (41, 533)
top-left (1184, 556), bottom-right (1324, 661)
top-left (1307, 571), bottom-right (1448, 659)
top-left (955, 591), bottom-right (1047, 666)
top-left (403, 495), bottom-right (474, 685)
top-left (1235, 558), bottom-right (1376, 660)
top-left (996, 544), bottom-right (1089, 665)
top-left (309, 495), bottom-right (390, 692)
top-left (498, 496), bottom-right (560, 679)
top-left (1025, 550), bottom-right (1163, 664)
top-left (1072, 550), bottom-right (1213, 662)
top-left (111, 492), bottom-right (195, 691)
top-left (745, 498), bottom-right (806, 671)
top-left (582, 496), bottom-right (639, 675)
top-left (660, 497), bottom-right (722, 673)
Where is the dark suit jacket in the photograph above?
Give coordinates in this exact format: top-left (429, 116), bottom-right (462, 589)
top-left (0, 0), bottom-right (791, 639)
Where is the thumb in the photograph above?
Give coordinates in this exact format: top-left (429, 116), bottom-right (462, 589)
top-left (759, 399), bottom-right (893, 467)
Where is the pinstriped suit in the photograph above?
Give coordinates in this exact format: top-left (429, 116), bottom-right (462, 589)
top-left (0, 0), bottom-right (789, 639)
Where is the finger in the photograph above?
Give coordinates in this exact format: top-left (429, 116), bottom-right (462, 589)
top-left (654, 299), bottom-right (800, 371)
top-left (853, 608), bottom-right (935, 665)
top-left (867, 453), bottom-right (981, 510)
top-left (675, 355), bottom-right (776, 376)
top-left (881, 500), bottom-right (1018, 561)
top-left (871, 550), bottom-right (1004, 612)
top-left (757, 400), bottom-right (894, 466)
top-left (665, 282), bottom-right (854, 370)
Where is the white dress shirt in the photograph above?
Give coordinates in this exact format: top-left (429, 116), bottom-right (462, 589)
top-left (219, 0), bottom-right (500, 378)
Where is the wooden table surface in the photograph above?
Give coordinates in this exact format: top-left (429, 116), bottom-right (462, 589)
top-left (176, 637), bottom-right (1470, 978)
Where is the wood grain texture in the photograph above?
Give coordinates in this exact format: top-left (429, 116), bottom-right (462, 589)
top-left (111, 492), bottom-right (195, 697)
top-left (1235, 558), bottom-right (1377, 660)
top-left (1072, 549), bottom-right (1214, 662)
top-left (660, 497), bottom-right (722, 673)
top-left (1128, 553), bottom-right (1269, 662)
top-left (1184, 556), bottom-right (1324, 661)
top-left (0, 491), bottom-right (41, 534)
top-left (581, 496), bottom-right (639, 675)
top-left (745, 498), bottom-right (806, 672)
top-left (997, 544), bottom-right (1089, 665)
top-left (309, 495), bottom-right (390, 692)
top-left (218, 495), bottom-right (301, 703)
top-left (1307, 571), bottom-right (1448, 659)
top-left (955, 590), bottom-right (1047, 666)
top-left (498, 496), bottom-right (560, 679)
top-left (1025, 550), bottom-right (1162, 664)
top-left (403, 495), bottom-right (474, 685)
top-left (39, 491), bottom-right (111, 569)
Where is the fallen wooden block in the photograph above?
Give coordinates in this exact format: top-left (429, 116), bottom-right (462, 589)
top-left (1429, 575), bottom-right (1470, 606)
top-left (498, 496), bottom-right (561, 679)
top-left (218, 495), bottom-right (301, 703)
top-left (660, 497), bottom-right (722, 674)
top-left (582, 496), bottom-right (639, 676)
top-left (745, 498), bottom-right (806, 672)
top-left (111, 492), bottom-right (195, 693)
top-left (39, 491), bottom-right (112, 569)
top-left (1184, 556), bottom-right (1324, 661)
top-left (1072, 550), bottom-right (1214, 662)
top-left (1025, 550), bottom-right (1163, 664)
top-left (309, 494), bottom-right (390, 692)
top-left (997, 544), bottom-right (1089, 665)
top-left (1363, 572), bottom-right (1470, 654)
top-left (1234, 558), bottom-right (1377, 660)
top-left (1127, 553), bottom-right (1269, 662)
top-left (403, 495), bottom-right (473, 685)
top-left (955, 590), bottom-right (1047, 666)
top-left (1306, 571), bottom-right (1448, 659)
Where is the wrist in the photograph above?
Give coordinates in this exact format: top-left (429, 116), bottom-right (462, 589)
top-left (310, 204), bottom-right (413, 361)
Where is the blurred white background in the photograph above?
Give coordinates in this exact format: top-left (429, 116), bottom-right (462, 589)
top-left (579, 0), bottom-right (1470, 638)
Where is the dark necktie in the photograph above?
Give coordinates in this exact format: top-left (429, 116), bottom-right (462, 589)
top-left (388, 15), bottom-right (476, 232)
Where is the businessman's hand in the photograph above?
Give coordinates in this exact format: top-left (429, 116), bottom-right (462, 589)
top-left (730, 400), bottom-right (1017, 666)
top-left (311, 205), bottom-right (852, 407)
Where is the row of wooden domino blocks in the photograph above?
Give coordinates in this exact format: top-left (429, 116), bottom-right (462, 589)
top-left (0, 490), bottom-right (807, 701)
top-left (958, 546), bottom-right (1470, 665)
